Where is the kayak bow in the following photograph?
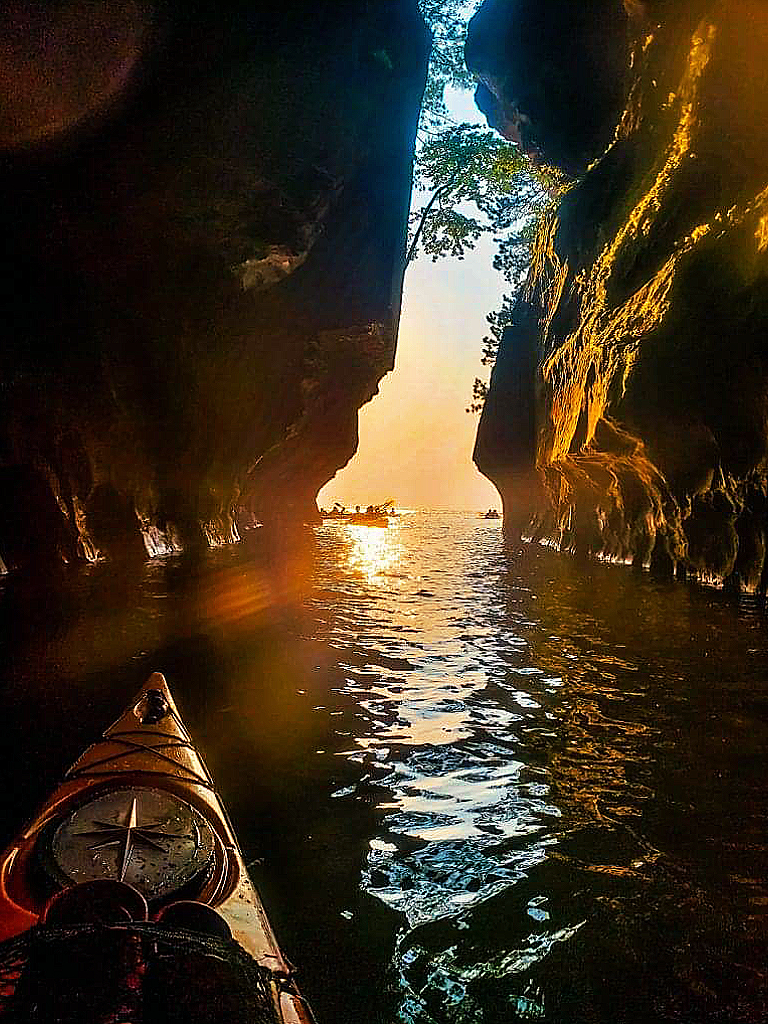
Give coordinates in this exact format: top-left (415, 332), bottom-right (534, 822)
top-left (0, 673), bottom-right (313, 1023)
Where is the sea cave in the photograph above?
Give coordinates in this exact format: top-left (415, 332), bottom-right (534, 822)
top-left (0, 3), bottom-right (767, 1023)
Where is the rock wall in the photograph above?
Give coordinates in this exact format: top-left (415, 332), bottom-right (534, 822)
top-left (470, 0), bottom-right (768, 590)
top-left (0, 1), bottom-right (429, 570)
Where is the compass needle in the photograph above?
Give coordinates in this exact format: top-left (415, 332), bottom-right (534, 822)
top-left (118, 834), bottom-right (133, 881)
top-left (51, 788), bottom-right (215, 898)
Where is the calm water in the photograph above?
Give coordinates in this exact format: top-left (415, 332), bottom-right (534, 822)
top-left (1, 512), bottom-right (767, 1022)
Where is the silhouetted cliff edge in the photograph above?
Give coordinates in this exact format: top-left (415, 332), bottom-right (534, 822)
top-left (0, 2), bottom-right (428, 569)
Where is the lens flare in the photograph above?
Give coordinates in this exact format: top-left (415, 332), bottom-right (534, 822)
top-left (196, 564), bottom-right (274, 629)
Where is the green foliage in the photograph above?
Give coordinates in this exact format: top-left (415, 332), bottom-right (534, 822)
top-left (408, 125), bottom-right (534, 264)
top-left (467, 293), bottom-right (516, 413)
top-left (412, 1), bottom-right (569, 415)
top-left (411, 0), bottom-right (534, 268)
top-left (418, 1), bottom-right (480, 127)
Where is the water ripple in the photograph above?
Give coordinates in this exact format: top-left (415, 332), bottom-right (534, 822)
top-left (310, 512), bottom-right (768, 1022)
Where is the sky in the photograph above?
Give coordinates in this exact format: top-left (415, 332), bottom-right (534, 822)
top-left (318, 88), bottom-right (504, 511)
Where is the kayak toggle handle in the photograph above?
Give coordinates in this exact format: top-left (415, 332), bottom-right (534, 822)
top-left (134, 689), bottom-right (170, 725)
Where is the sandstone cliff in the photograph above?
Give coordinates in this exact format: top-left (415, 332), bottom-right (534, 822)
top-left (470, 0), bottom-right (768, 590)
top-left (0, 2), bottom-right (428, 569)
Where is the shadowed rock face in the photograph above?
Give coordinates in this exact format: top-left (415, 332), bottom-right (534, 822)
top-left (465, 0), bottom-right (630, 176)
top-left (0, 2), bottom-right (428, 569)
top-left (472, 0), bottom-right (768, 590)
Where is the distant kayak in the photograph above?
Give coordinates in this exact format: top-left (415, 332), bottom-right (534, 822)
top-left (320, 512), bottom-right (389, 527)
top-left (319, 500), bottom-right (395, 526)
top-left (319, 504), bottom-right (395, 527)
top-left (481, 510), bottom-right (501, 519)
top-left (348, 514), bottom-right (388, 527)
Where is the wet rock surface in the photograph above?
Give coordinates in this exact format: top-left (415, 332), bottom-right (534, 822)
top-left (0, 2), bottom-right (428, 569)
top-left (473, 0), bottom-right (768, 590)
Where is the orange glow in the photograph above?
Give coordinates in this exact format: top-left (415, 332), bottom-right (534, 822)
top-left (344, 523), bottom-right (402, 582)
top-left (197, 564), bottom-right (275, 630)
top-left (319, 242), bottom-right (502, 511)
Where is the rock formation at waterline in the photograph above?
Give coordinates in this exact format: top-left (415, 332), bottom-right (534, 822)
top-left (0, 2), bottom-right (428, 570)
top-left (470, 0), bottom-right (768, 589)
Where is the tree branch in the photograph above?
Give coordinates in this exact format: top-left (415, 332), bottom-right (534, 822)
top-left (406, 174), bottom-right (459, 265)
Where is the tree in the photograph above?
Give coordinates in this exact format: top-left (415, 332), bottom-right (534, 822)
top-left (467, 167), bottom-right (566, 412)
top-left (408, 124), bottom-right (536, 265)
top-left (468, 292), bottom-right (517, 414)
top-left (417, 1), bottom-right (480, 128)
top-left (409, 2), bottom-right (565, 413)
top-left (410, 0), bottom-right (535, 268)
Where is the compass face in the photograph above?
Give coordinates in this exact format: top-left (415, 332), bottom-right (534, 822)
top-left (49, 788), bottom-right (216, 900)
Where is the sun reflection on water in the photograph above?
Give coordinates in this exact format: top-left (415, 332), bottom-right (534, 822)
top-left (344, 523), bottom-right (402, 582)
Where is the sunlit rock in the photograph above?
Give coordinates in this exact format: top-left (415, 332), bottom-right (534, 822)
top-left (0, 2), bottom-right (429, 569)
top-left (472, 0), bottom-right (768, 589)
